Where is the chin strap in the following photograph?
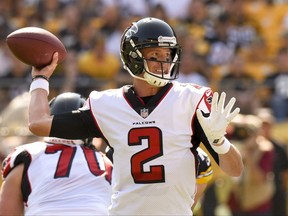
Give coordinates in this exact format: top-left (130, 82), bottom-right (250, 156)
top-left (144, 72), bottom-right (168, 87)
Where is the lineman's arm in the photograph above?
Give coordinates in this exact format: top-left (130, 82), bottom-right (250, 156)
top-left (0, 164), bottom-right (24, 215)
top-left (192, 183), bottom-right (208, 210)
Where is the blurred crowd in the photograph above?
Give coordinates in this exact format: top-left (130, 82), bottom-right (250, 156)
top-left (0, 0), bottom-right (288, 215)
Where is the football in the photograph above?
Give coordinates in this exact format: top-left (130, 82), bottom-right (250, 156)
top-left (6, 27), bottom-right (67, 69)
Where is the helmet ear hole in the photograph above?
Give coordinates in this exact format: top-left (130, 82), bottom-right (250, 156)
top-left (120, 39), bottom-right (143, 76)
top-left (129, 55), bottom-right (144, 75)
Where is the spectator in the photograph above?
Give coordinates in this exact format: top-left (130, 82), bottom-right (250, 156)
top-left (263, 47), bottom-right (288, 122)
top-left (77, 32), bottom-right (120, 91)
top-left (243, 0), bottom-right (288, 58)
top-left (257, 108), bottom-right (288, 216)
top-left (183, 0), bottom-right (215, 51)
top-left (105, 17), bottom-right (131, 58)
top-left (178, 51), bottom-right (210, 87)
top-left (98, 4), bottom-right (122, 37)
top-left (148, 3), bottom-right (169, 23)
top-left (239, 36), bottom-right (274, 82)
top-left (112, 0), bottom-right (149, 17)
top-left (149, 0), bottom-right (192, 21)
top-left (218, 55), bottom-right (260, 114)
top-left (228, 114), bottom-right (275, 216)
top-left (219, 0), bottom-right (257, 49)
top-left (205, 13), bottom-right (237, 66)
top-left (58, 3), bottom-right (83, 52)
top-left (1, 54), bottom-right (31, 108)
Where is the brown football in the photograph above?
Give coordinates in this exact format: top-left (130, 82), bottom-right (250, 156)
top-left (6, 27), bottom-right (67, 69)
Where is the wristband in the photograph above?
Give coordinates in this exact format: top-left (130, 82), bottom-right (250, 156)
top-left (32, 75), bottom-right (49, 81)
top-left (211, 137), bottom-right (231, 154)
top-left (29, 78), bottom-right (49, 95)
top-left (212, 136), bottom-right (224, 144)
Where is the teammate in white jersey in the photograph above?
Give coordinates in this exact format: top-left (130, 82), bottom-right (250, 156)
top-left (0, 92), bottom-right (112, 215)
top-left (27, 17), bottom-right (243, 215)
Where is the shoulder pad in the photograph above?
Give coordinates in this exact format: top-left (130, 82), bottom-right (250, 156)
top-left (2, 142), bottom-right (45, 179)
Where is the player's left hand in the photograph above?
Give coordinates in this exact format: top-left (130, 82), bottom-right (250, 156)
top-left (196, 92), bottom-right (240, 145)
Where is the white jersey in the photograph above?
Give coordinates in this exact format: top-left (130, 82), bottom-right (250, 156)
top-left (83, 81), bottom-right (213, 215)
top-left (2, 140), bottom-right (113, 215)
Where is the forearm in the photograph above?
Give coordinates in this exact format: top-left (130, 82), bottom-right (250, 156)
top-left (28, 52), bottom-right (58, 136)
top-left (29, 89), bottom-right (52, 136)
top-left (219, 144), bottom-right (244, 177)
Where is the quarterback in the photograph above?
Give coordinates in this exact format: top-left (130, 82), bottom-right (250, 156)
top-left (28, 17), bottom-right (243, 215)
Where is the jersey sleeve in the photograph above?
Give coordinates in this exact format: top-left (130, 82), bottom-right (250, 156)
top-left (2, 146), bottom-right (32, 179)
top-left (2, 143), bottom-right (49, 203)
top-left (195, 88), bottom-right (213, 114)
top-left (196, 148), bottom-right (213, 185)
top-left (50, 110), bottom-right (103, 139)
top-left (1, 148), bottom-right (33, 203)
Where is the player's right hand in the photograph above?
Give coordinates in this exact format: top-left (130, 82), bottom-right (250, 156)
top-left (31, 52), bottom-right (58, 79)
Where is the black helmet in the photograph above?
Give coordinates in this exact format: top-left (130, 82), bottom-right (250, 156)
top-left (120, 17), bottom-right (181, 87)
top-left (47, 92), bottom-right (92, 146)
top-left (49, 92), bottom-right (86, 115)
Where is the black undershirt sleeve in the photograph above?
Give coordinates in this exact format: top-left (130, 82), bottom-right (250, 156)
top-left (50, 110), bottom-right (102, 139)
top-left (194, 114), bottom-right (220, 165)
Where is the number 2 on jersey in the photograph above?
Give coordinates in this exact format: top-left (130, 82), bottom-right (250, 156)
top-left (129, 127), bottom-right (165, 184)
